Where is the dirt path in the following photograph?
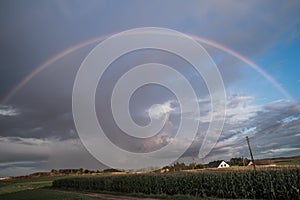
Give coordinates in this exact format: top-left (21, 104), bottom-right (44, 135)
top-left (46, 188), bottom-right (161, 200)
top-left (81, 192), bottom-right (160, 200)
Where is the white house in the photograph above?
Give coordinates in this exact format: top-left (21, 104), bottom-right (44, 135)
top-left (208, 160), bottom-right (230, 168)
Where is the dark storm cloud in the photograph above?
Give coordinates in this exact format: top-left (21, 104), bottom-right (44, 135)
top-left (0, 160), bottom-right (48, 173)
top-left (0, 136), bottom-right (106, 177)
top-left (0, 137), bottom-right (49, 163)
top-left (0, 44), bottom-right (96, 141)
top-left (0, 0), bottom-right (114, 98)
top-left (1, 0), bottom-right (300, 99)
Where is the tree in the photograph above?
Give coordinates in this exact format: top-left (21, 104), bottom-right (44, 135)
top-left (229, 157), bottom-right (250, 166)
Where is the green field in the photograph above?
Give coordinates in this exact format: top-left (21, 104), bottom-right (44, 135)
top-left (276, 160), bottom-right (300, 165)
top-left (0, 176), bottom-right (107, 200)
top-left (0, 176), bottom-right (67, 195)
top-left (53, 169), bottom-right (300, 199)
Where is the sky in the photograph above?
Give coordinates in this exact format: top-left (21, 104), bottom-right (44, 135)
top-left (0, 0), bottom-right (300, 177)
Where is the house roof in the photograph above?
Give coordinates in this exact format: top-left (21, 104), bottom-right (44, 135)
top-left (208, 160), bottom-right (226, 168)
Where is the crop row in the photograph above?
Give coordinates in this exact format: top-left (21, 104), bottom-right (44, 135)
top-left (52, 169), bottom-right (300, 199)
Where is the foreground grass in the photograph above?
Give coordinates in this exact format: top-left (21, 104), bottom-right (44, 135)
top-left (0, 189), bottom-right (106, 200)
top-left (0, 176), bottom-right (72, 195)
top-left (0, 176), bottom-right (107, 199)
top-left (0, 174), bottom-right (122, 195)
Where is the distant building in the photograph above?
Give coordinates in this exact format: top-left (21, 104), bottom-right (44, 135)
top-left (0, 177), bottom-right (11, 180)
top-left (160, 168), bottom-right (169, 173)
top-left (208, 160), bottom-right (230, 168)
top-left (248, 160), bottom-right (276, 167)
top-left (248, 161), bottom-right (254, 166)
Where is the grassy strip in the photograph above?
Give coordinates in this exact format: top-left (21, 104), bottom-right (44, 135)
top-left (0, 189), bottom-right (106, 200)
top-left (0, 176), bottom-right (75, 195)
top-left (276, 160), bottom-right (300, 165)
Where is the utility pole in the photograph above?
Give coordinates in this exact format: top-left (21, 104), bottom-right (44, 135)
top-left (246, 136), bottom-right (256, 171)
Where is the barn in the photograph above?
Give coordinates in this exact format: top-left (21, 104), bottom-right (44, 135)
top-left (208, 160), bottom-right (230, 168)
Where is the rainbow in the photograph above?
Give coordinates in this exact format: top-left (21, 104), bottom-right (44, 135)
top-left (1, 30), bottom-right (294, 104)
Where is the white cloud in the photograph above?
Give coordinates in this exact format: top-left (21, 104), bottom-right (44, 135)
top-left (196, 95), bottom-right (261, 124)
top-left (256, 143), bottom-right (278, 148)
top-left (269, 99), bottom-right (291, 104)
top-left (0, 105), bottom-right (20, 116)
top-left (230, 95), bottom-right (254, 102)
top-left (281, 114), bottom-right (300, 124)
top-left (226, 105), bottom-right (260, 124)
top-left (0, 136), bottom-right (48, 146)
top-left (261, 147), bottom-right (300, 154)
top-left (146, 100), bottom-right (175, 119)
top-left (0, 160), bottom-right (47, 168)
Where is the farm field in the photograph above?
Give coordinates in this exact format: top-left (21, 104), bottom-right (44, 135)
top-left (1, 167), bottom-right (300, 199)
top-left (274, 157), bottom-right (300, 166)
top-left (53, 168), bottom-right (300, 199)
top-left (0, 174), bottom-right (220, 200)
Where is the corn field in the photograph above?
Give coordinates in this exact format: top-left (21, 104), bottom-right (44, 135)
top-left (52, 168), bottom-right (300, 199)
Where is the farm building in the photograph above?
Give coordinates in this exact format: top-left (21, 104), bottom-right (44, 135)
top-left (208, 160), bottom-right (230, 168)
top-left (160, 168), bottom-right (169, 173)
